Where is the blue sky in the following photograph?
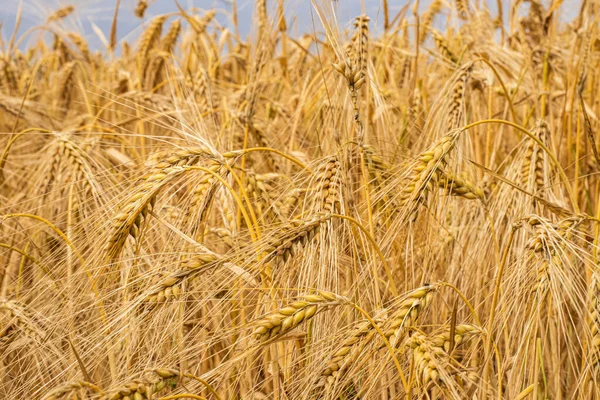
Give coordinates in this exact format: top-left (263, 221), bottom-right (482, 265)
top-left (0, 0), bottom-right (396, 50)
top-left (0, 0), bottom-right (582, 51)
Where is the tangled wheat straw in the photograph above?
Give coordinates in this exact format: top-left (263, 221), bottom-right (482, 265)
top-left (2, 1), bottom-right (600, 399)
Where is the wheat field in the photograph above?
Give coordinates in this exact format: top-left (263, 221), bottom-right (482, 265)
top-left (0, 0), bottom-right (599, 399)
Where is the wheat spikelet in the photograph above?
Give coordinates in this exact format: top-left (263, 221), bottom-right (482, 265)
top-left (313, 157), bottom-right (342, 214)
top-left (526, 215), bottom-right (583, 296)
top-left (276, 188), bottom-right (305, 218)
top-left (253, 291), bottom-right (344, 342)
top-left (104, 149), bottom-right (217, 260)
top-left (406, 324), bottom-right (482, 389)
top-left (36, 134), bottom-right (95, 200)
top-left (427, 324), bottom-right (483, 352)
top-left (420, 0), bottom-right (443, 43)
top-left (143, 19), bottom-right (182, 91)
top-left (186, 162), bottom-right (222, 233)
top-left (244, 171), bottom-right (283, 220)
top-left (353, 15), bottom-right (370, 84)
top-left (191, 10), bottom-right (216, 35)
top-left (57, 61), bottom-right (76, 114)
top-left (362, 144), bottom-right (391, 186)
top-left (160, 19), bottom-right (181, 53)
top-left (104, 167), bottom-right (184, 260)
top-left (319, 320), bottom-right (378, 387)
top-left (408, 85), bottom-right (424, 130)
top-left (155, 147), bottom-right (218, 168)
top-left (47, 6), bottom-right (74, 22)
top-left (105, 368), bottom-right (179, 400)
top-left (526, 215), bottom-right (582, 257)
top-left (41, 381), bottom-right (103, 400)
top-left (0, 60), bottom-right (18, 93)
top-left (66, 32), bottom-right (90, 60)
top-left (433, 31), bottom-right (458, 65)
top-left (113, 69), bottom-right (131, 93)
top-left (261, 213), bottom-right (329, 263)
top-left (333, 23), bottom-right (369, 135)
top-left (210, 227), bottom-right (234, 248)
top-left (333, 57), bottom-right (364, 125)
top-left (587, 272), bottom-right (600, 390)
top-left (384, 284), bottom-right (439, 344)
top-left (41, 136), bottom-right (67, 195)
top-left (398, 132), bottom-right (460, 222)
top-left (455, 0), bottom-right (470, 20)
top-left (134, 0), bottom-right (148, 18)
top-left (244, 170), bottom-right (268, 217)
top-left (447, 66), bottom-right (471, 130)
top-left (438, 169), bottom-right (485, 201)
top-left (60, 137), bottom-right (95, 191)
top-left (53, 35), bottom-right (71, 65)
top-left (361, 145), bottom-right (395, 226)
top-left (187, 67), bottom-right (210, 110)
top-left (138, 15), bottom-right (168, 70)
top-left (520, 120), bottom-right (549, 194)
top-left (144, 253), bottom-right (220, 304)
top-left (520, 0), bottom-right (545, 44)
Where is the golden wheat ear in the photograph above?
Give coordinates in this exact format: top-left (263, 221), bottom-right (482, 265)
top-left (253, 291), bottom-right (344, 342)
top-left (398, 131), bottom-right (460, 222)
